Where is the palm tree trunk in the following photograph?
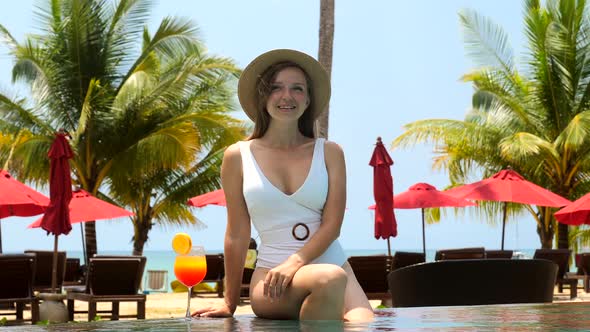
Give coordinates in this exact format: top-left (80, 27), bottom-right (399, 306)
top-left (536, 207), bottom-right (554, 248)
top-left (316, 0), bottom-right (334, 139)
top-left (557, 223), bottom-right (569, 249)
top-left (84, 221), bottom-right (97, 259)
top-left (132, 217), bottom-right (152, 256)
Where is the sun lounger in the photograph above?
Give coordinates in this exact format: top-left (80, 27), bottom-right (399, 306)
top-left (348, 255), bottom-right (393, 302)
top-left (193, 254), bottom-right (224, 297)
top-left (66, 255), bottom-right (146, 321)
top-left (485, 250), bottom-right (514, 259)
top-left (240, 249), bottom-right (258, 300)
top-left (533, 249), bottom-right (577, 299)
top-left (392, 251), bottom-right (425, 270)
top-left (387, 259), bottom-right (557, 307)
top-left (435, 247), bottom-right (486, 261)
top-left (64, 258), bottom-right (84, 286)
top-left (573, 253), bottom-right (590, 292)
top-left (0, 254), bottom-right (39, 324)
top-left (24, 250), bottom-right (67, 293)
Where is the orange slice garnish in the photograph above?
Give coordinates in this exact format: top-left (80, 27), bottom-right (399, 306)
top-left (172, 233), bottom-right (192, 255)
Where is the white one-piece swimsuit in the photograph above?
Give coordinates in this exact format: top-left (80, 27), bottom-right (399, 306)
top-left (238, 138), bottom-right (347, 269)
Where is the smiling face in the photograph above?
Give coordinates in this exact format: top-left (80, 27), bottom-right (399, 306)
top-left (265, 66), bottom-right (310, 122)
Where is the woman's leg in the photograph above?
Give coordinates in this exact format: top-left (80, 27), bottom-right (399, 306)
top-left (341, 261), bottom-right (375, 322)
top-left (250, 264), bottom-right (348, 320)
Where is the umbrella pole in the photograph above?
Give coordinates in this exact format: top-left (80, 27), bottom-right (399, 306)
top-left (80, 223), bottom-right (87, 265)
top-left (51, 234), bottom-right (59, 293)
top-left (0, 219), bottom-right (3, 254)
top-left (501, 203), bottom-right (508, 250)
top-left (387, 238), bottom-right (391, 256)
top-left (422, 208), bottom-right (426, 257)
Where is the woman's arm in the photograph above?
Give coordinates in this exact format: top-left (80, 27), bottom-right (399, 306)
top-left (264, 140), bottom-right (346, 299)
top-left (193, 143), bottom-right (251, 317)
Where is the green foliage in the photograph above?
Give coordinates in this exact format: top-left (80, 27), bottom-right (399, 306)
top-left (35, 319), bottom-right (50, 326)
top-left (393, 0), bottom-right (590, 249)
top-left (0, 0), bottom-right (245, 254)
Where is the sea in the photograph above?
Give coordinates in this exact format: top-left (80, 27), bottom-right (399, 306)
top-left (63, 248), bottom-right (537, 293)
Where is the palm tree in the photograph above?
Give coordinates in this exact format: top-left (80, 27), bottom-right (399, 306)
top-left (0, 0), bottom-right (243, 258)
top-left (393, 0), bottom-right (590, 249)
top-left (316, 0), bottom-right (334, 139)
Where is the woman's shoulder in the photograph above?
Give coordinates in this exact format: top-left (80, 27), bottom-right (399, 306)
top-left (223, 141), bottom-right (245, 167)
top-left (321, 139), bottom-right (345, 166)
top-left (321, 139), bottom-right (344, 155)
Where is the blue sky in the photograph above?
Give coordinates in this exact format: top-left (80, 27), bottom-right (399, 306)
top-left (0, 0), bottom-right (541, 253)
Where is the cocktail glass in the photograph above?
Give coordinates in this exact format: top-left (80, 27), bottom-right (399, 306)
top-left (174, 245), bottom-right (207, 320)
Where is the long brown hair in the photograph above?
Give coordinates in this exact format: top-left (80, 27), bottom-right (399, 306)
top-left (248, 61), bottom-right (316, 140)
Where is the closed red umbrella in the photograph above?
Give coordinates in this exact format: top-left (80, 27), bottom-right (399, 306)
top-left (555, 192), bottom-right (590, 225)
top-left (187, 189), bottom-right (226, 207)
top-left (39, 132), bottom-right (74, 293)
top-left (369, 137), bottom-right (397, 256)
top-left (0, 169), bottom-right (49, 253)
top-left (370, 183), bottom-right (476, 256)
top-left (445, 169), bottom-right (571, 249)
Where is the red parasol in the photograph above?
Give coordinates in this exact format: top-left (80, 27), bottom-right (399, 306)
top-left (0, 169), bottom-right (49, 253)
top-left (369, 137), bottom-right (397, 255)
top-left (554, 192), bottom-right (590, 226)
top-left (445, 169), bottom-right (571, 249)
top-left (187, 189), bottom-right (226, 207)
top-left (39, 132), bottom-right (74, 293)
top-left (370, 183), bottom-right (476, 256)
top-left (28, 189), bottom-right (134, 227)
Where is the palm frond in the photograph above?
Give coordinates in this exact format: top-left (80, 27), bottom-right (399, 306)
top-left (459, 9), bottom-right (515, 77)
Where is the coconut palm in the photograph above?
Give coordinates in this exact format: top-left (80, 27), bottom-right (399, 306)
top-left (0, 0), bottom-right (243, 258)
top-left (316, 0), bottom-right (334, 138)
top-left (393, 0), bottom-right (590, 249)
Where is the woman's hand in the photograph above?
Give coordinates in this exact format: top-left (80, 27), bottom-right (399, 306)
top-left (192, 301), bottom-right (234, 318)
top-left (264, 254), bottom-right (306, 300)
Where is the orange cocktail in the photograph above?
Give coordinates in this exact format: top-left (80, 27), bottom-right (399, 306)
top-left (174, 254), bottom-right (207, 288)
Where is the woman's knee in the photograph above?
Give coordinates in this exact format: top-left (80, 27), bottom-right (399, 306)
top-left (310, 265), bottom-right (348, 292)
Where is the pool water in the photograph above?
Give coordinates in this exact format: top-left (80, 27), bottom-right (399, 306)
top-left (7, 304), bottom-right (590, 331)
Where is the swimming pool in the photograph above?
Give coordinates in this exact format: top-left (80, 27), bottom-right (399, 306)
top-left (7, 303), bottom-right (590, 331)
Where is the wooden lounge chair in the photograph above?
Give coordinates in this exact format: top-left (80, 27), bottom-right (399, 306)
top-left (387, 259), bottom-right (558, 307)
top-left (192, 254), bottom-right (225, 298)
top-left (240, 248), bottom-right (258, 300)
top-left (485, 250), bottom-right (514, 259)
top-left (0, 254), bottom-right (39, 324)
top-left (347, 255), bottom-right (393, 302)
top-left (66, 255), bottom-right (146, 321)
top-left (241, 268), bottom-right (254, 300)
top-left (533, 249), bottom-right (577, 299)
top-left (24, 250), bottom-right (67, 293)
top-left (435, 247), bottom-right (486, 261)
top-left (64, 258), bottom-right (84, 286)
top-left (392, 251), bottom-right (425, 271)
top-left (573, 253), bottom-right (590, 292)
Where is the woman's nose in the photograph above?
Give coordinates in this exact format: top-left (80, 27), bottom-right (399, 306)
top-left (280, 88), bottom-right (293, 99)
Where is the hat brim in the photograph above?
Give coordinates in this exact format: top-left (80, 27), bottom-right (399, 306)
top-left (238, 49), bottom-right (331, 121)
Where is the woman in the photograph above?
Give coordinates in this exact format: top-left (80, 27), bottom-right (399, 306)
top-left (193, 49), bottom-right (374, 321)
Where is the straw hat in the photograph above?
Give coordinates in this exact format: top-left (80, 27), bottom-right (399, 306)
top-left (238, 49), bottom-right (331, 121)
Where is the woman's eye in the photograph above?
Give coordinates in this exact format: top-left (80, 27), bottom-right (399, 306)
top-left (293, 86), bottom-right (304, 92)
top-left (270, 85), bottom-right (281, 91)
